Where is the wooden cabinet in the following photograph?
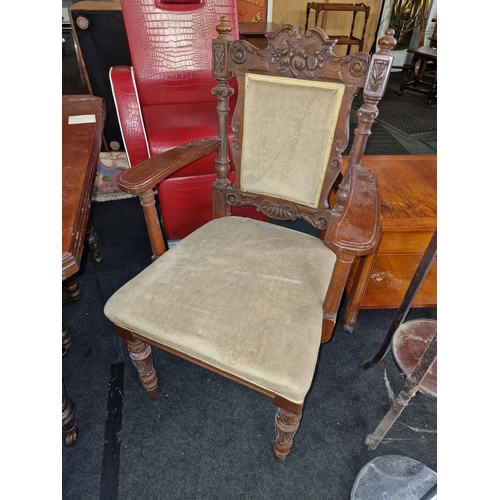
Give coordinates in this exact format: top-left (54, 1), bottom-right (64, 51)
top-left (340, 155), bottom-right (437, 327)
top-left (238, 22), bottom-right (280, 48)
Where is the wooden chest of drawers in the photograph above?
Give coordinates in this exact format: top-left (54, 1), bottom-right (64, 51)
top-left (341, 155), bottom-right (437, 327)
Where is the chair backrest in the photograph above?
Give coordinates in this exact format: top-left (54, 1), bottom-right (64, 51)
top-left (121, 0), bottom-right (239, 107)
top-left (211, 19), bottom-right (396, 229)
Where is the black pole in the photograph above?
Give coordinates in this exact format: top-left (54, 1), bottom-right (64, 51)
top-left (370, 0), bottom-right (387, 54)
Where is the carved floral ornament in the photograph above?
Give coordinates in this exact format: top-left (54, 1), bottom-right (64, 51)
top-left (365, 58), bottom-right (391, 95)
top-left (229, 25), bottom-right (370, 81)
top-left (226, 190), bottom-right (330, 230)
top-left (213, 44), bottom-right (226, 74)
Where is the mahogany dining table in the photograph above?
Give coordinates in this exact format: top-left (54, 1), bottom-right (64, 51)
top-left (62, 95), bottom-right (105, 445)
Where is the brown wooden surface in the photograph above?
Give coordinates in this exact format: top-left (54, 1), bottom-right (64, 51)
top-left (62, 95), bottom-right (105, 281)
top-left (238, 22), bottom-right (280, 48)
top-left (341, 155), bottom-right (437, 321)
top-left (238, 22), bottom-right (280, 35)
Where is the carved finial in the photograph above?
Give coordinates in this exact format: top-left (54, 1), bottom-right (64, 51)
top-left (216, 16), bottom-right (231, 38)
top-left (377, 28), bottom-right (397, 54)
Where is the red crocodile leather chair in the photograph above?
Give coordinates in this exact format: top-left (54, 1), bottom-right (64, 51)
top-left (110, 0), bottom-right (265, 244)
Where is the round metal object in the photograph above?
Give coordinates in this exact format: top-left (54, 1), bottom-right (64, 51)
top-left (76, 16), bottom-right (89, 30)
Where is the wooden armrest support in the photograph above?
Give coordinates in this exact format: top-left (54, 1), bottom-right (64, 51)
top-left (326, 163), bottom-right (380, 256)
top-left (117, 138), bottom-right (221, 194)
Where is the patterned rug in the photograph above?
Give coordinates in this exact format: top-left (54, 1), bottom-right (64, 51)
top-left (93, 152), bottom-right (134, 202)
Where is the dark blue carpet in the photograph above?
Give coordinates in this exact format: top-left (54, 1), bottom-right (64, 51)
top-left (62, 197), bottom-right (437, 500)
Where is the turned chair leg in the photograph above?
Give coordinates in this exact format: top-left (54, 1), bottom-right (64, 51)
top-left (126, 338), bottom-right (158, 397)
top-left (273, 399), bottom-right (303, 462)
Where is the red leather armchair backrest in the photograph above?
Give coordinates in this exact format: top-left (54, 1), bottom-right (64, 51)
top-left (121, 0), bottom-right (239, 107)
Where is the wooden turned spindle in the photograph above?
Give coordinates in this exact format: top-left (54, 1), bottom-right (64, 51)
top-left (139, 190), bottom-right (167, 261)
top-left (126, 338), bottom-right (158, 397)
top-left (273, 401), bottom-right (303, 462)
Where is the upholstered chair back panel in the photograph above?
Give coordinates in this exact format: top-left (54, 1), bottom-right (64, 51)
top-left (240, 73), bottom-right (345, 208)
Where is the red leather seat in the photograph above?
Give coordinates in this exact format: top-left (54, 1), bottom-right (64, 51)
top-left (110, 0), bottom-right (265, 243)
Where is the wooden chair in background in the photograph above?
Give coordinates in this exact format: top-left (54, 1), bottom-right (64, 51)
top-left (103, 18), bottom-right (396, 461)
top-left (304, 2), bottom-right (370, 54)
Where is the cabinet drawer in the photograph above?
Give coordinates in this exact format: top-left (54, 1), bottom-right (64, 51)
top-left (360, 255), bottom-right (437, 309)
top-left (378, 230), bottom-right (435, 255)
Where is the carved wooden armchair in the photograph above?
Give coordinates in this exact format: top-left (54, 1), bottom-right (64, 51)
top-left (104, 18), bottom-right (396, 461)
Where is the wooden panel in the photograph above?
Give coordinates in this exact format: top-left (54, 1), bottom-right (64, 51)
top-left (358, 255), bottom-right (437, 309)
top-left (378, 230), bottom-right (435, 255)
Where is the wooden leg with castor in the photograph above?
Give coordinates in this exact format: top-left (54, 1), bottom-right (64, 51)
top-left (86, 226), bottom-right (102, 263)
top-left (62, 322), bottom-right (71, 357)
top-left (63, 276), bottom-right (80, 302)
top-left (126, 338), bottom-right (158, 397)
top-left (273, 397), bottom-right (303, 462)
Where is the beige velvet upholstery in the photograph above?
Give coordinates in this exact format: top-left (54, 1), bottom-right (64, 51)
top-left (240, 73), bottom-right (345, 208)
top-left (104, 216), bottom-right (336, 403)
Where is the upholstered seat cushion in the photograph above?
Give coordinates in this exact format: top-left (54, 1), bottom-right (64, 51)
top-left (104, 216), bottom-right (336, 403)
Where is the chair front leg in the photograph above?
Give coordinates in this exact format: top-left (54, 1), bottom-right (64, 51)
top-left (273, 397), bottom-right (303, 462)
top-left (126, 337), bottom-right (158, 397)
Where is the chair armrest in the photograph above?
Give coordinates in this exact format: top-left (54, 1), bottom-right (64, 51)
top-left (117, 138), bottom-right (221, 194)
top-left (326, 163), bottom-right (380, 256)
top-left (109, 66), bottom-right (150, 166)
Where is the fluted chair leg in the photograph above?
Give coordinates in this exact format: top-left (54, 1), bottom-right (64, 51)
top-left (126, 338), bottom-right (158, 397)
top-left (273, 398), bottom-right (303, 462)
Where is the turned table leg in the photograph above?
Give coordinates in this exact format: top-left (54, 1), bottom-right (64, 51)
top-left (62, 321), bottom-right (71, 357)
top-left (86, 203), bottom-right (102, 263)
top-left (62, 380), bottom-right (78, 446)
top-left (86, 226), bottom-right (102, 263)
top-left (63, 276), bottom-right (80, 302)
